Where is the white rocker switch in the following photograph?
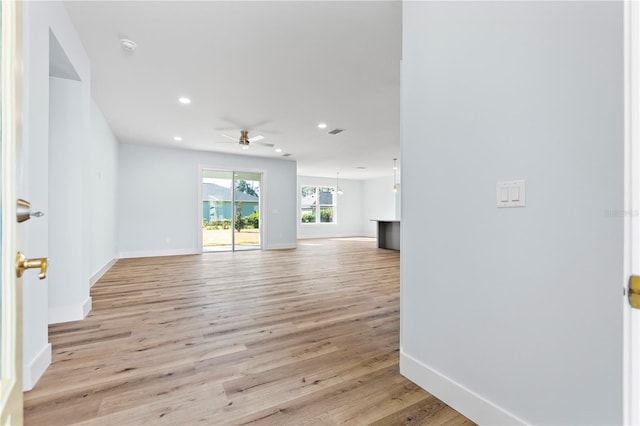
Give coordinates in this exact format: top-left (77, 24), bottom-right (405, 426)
top-left (500, 187), bottom-right (509, 202)
top-left (509, 186), bottom-right (520, 202)
top-left (497, 180), bottom-right (526, 208)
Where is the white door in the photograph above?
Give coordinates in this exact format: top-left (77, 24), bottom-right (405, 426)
top-left (625, 1), bottom-right (640, 424)
top-left (1, 1), bottom-right (25, 423)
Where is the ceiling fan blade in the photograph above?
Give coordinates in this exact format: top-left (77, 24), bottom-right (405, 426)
top-left (248, 135), bottom-right (264, 143)
top-left (219, 116), bottom-right (247, 129)
top-left (221, 134), bottom-right (237, 141)
top-left (255, 141), bottom-right (275, 148)
top-left (215, 140), bottom-right (235, 144)
top-left (247, 120), bottom-right (271, 129)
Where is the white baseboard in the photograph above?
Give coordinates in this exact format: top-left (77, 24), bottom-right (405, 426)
top-left (298, 234), bottom-right (376, 241)
top-left (49, 296), bottom-right (92, 324)
top-left (23, 343), bottom-right (51, 391)
top-left (90, 257), bottom-right (117, 287)
top-left (265, 243), bottom-right (297, 250)
top-left (400, 351), bottom-right (526, 426)
top-left (118, 248), bottom-right (200, 259)
top-left (83, 297), bottom-right (92, 317)
top-left (297, 233), bottom-right (365, 240)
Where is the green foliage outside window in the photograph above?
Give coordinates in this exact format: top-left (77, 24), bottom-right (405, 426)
top-left (203, 219), bottom-right (233, 230)
top-left (301, 212), bottom-right (316, 223)
top-left (235, 202), bottom-right (246, 232)
top-left (246, 211), bottom-right (259, 228)
top-left (320, 208), bottom-right (333, 223)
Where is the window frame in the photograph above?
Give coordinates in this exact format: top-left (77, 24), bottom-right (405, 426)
top-left (299, 185), bottom-right (337, 225)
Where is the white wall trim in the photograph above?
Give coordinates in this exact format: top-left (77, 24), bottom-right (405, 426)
top-left (298, 234), bottom-right (368, 240)
top-left (90, 257), bottom-right (117, 287)
top-left (400, 351), bottom-right (526, 426)
top-left (118, 248), bottom-right (200, 259)
top-left (265, 243), bottom-right (297, 250)
top-left (623, 0), bottom-right (640, 423)
top-left (22, 343), bottom-right (51, 391)
top-left (83, 297), bottom-right (92, 318)
top-left (49, 297), bottom-right (91, 325)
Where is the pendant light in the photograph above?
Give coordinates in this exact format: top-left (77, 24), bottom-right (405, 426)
top-left (393, 158), bottom-right (398, 192)
top-left (336, 172), bottom-right (344, 195)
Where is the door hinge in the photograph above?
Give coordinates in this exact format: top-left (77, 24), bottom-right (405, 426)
top-left (629, 276), bottom-right (640, 309)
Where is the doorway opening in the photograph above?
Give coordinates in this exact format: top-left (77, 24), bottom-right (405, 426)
top-left (202, 169), bottom-right (262, 252)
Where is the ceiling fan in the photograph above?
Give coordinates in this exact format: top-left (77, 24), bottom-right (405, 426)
top-left (218, 130), bottom-right (274, 150)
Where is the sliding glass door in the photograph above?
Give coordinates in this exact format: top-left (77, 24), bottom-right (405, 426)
top-left (202, 169), bottom-right (261, 252)
top-left (232, 172), bottom-right (261, 251)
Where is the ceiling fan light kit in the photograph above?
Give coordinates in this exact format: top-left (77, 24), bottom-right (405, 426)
top-left (218, 130), bottom-right (275, 149)
top-left (239, 130), bottom-right (251, 146)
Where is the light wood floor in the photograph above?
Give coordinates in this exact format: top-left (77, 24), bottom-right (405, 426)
top-left (24, 238), bottom-right (474, 425)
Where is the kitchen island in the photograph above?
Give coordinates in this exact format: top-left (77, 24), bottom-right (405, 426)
top-left (371, 220), bottom-right (400, 250)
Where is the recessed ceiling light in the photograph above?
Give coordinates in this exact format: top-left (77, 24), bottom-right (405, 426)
top-left (317, 123), bottom-right (327, 129)
top-left (178, 97), bottom-right (191, 105)
top-left (275, 148), bottom-right (282, 153)
top-left (173, 136), bottom-right (182, 141)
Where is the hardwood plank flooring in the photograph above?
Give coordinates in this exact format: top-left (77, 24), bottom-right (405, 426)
top-left (23, 238), bottom-right (474, 425)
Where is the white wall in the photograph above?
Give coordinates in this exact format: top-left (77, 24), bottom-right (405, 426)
top-left (48, 76), bottom-right (90, 324)
top-left (362, 176), bottom-right (397, 238)
top-left (297, 176), bottom-right (364, 239)
top-left (401, 2), bottom-right (623, 425)
top-left (118, 143), bottom-right (297, 256)
top-left (22, 0), bottom-right (118, 390)
top-left (88, 101), bottom-right (119, 284)
top-left (22, 0), bottom-right (92, 390)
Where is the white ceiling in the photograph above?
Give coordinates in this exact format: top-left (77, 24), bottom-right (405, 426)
top-left (63, 1), bottom-right (402, 180)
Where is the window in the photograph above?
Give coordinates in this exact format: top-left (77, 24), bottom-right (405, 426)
top-left (300, 186), bottom-right (336, 224)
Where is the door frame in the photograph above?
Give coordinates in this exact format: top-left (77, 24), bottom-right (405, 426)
top-left (0, 0), bottom-right (23, 423)
top-left (624, 0), bottom-right (639, 424)
top-left (197, 165), bottom-right (266, 252)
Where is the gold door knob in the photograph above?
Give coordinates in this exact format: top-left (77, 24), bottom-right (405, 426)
top-left (16, 251), bottom-right (48, 279)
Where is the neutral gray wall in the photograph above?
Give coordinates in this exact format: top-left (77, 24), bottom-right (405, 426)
top-left (22, 0), bottom-right (93, 389)
top-left (88, 101), bottom-right (119, 280)
top-left (49, 77), bottom-right (90, 323)
top-left (297, 176), bottom-right (364, 239)
top-left (401, 2), bottom-right (623, 425)
top-left (118, 144), bottom-right (297, 255)
top-left (362, 176), bottom-right (397, 237)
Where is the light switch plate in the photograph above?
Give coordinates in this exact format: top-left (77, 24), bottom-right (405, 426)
top-left (497, 180), bottom-right (526, 208)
